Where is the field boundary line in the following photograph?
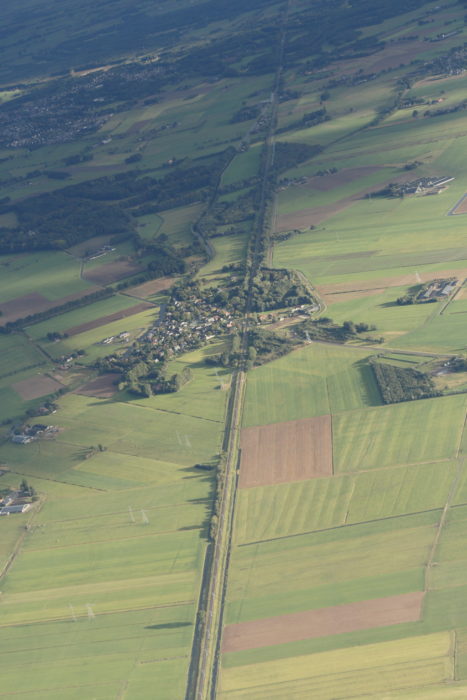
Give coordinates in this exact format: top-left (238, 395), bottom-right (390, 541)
top-left (23, 525), bottom-right (204, 552)
top-left (0, 599), bottom-right (194, 630)
top-left (121, 400), bottom-right (224, 424)
top-left (439, 277), bottom-right (466, 316)
top-left (4, 469), bottom-right (107, 492)
top-left (239, 506), bottom-right (443, 547)
top-left (0, 496), bottom-right (45, 582)
top-left (425, 458), bottom-right (465, 592)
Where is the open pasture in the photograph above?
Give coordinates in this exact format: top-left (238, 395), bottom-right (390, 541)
top-left (227, 511), bottom-right (437, 623)
top-left (222, 145), bottom-right (262, 186)
top-left (395, 311), bottom-right (467, 353)
top-left (243, 343), bottom-right (380, 428)
top-left (333, 395), bottom-right (466, 473)
top-left (0, 251), bottom-right (91, 305)
top-left (234, 460), bottom-right (456, 544)
top-left (0, 605), bottom-right (194, 698)
top-left (0, 333), bottom-right (46, 378)
top-left (25, 293), bottom-right (151, 339)
top-left (239, 416), bottom-right (332, 488)
top-left (156, 203), bottom-right (204, 246)
top-left (219, 632), bottom-right (453, 699)
top-left (33, 306), bottom-right (158, 363)
top-left (200, 232), bottom-right (249, 278)
top-left (132, 355), bottom-right (230, 423)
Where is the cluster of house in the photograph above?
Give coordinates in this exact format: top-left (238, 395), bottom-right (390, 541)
top-left (141, 298), bottom-right (236, 359)
top-left (10, 424), bottom-right (58, 445)
top-left (418, 278), bottom-right (458, 302)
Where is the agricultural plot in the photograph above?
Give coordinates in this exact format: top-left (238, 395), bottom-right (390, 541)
top-left (227, 511), bottom-right (437, 625)
top-left (0, 333), bottom-right (46, 378)
top-left (333, 395), bottom-right (466, 472)
top-left (220, 632), bottom-right (453, 699)
top-left (33, 306), bottom-right (159, 363)
top-left (239, 416), bottom-right (332, 488)
top-left (0, 251), bottom-right (91, 306)
top-left (0, 337), bottom-right (228, 695)
top-left (223, 592), bottom-right (424, 652)
top-left (243, 343), bottom-right (381, 428)
top-left (222, 145), bottom-right (262, 186)
top-left (25, 293), bottom-right (152, 339)
top-left (220, 1), bottom-right (467, 696)
top-left (200, 232), bottom-right (249, 278)
top-left (234, 460), bottom-right (456, 545)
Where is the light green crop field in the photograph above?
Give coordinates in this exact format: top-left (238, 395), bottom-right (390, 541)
top-left (333, 395), bottom-right (466, 472)
top-left (222, 145), bottom-right (262, 186)
top-left (155, 203), bottom-right (204, 246)
top-left (0, 251), bottom-right (91, 304)
top-left (226, 510), bottom-right (436, 625)
top-left (200, 232), bottom-right (249, 278)
top-left (0, 335), bottom-right (228, 695)
top-left (0, 333), bottom-right (46, 377)
top-left (243, 343), bottom-right (381, 427)
top-left (222, 8), bottom-right (467, 687)
top-left (35, 306), bottom-right (159, 363)
top-left (25, 293), bottom-right (148, 338)
top-left (235, 460), bottom-right (456, 545)
top-left (2, 0), bottom-right (467, 696)
top-left (220, 632), bottom-right (453, 699)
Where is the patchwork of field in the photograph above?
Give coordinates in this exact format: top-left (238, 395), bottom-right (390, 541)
top-left (0, 348), bottom-right (229, 696)
top-left (221, 3), bottom-right (467, 688)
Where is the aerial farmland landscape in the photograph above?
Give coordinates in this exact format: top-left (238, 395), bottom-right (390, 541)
top-left (1, 0), bottom-right (467, 698)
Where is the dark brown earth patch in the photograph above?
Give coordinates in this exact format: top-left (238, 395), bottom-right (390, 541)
top-left (223, 592), bottom-right (424, 652)
top-left (239, 416), bottom-right (333, 488)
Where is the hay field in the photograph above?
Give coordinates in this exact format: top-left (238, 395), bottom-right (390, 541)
top-left (0, 345), bottom-right (229, 696)
top-left (243, 343), bottom-right (381, 428)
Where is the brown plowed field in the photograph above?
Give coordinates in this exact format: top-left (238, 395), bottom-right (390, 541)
top-left (223, 592), bottom-right (424, 652)
top-left (125, 277), bottom-right (176, 298)
top-left (0, 288), bottom-right (101, 325)
top-left (65, 302), bottom-right (153, 336)
top-left (82, 260), bottom-right (145, 285)
top-left (12, 374), bottom-right (65, 400)
top-left (239, 416), bottom-right (332, 488)
top-left (74, 373), bottom-right (119, 398)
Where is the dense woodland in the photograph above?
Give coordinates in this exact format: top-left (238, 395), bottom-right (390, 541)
top-left (0, 149), bottom-right (234, 253)
top-left (372, 361), bottom-right (440, 403)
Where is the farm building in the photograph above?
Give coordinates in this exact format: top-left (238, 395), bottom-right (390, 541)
top-left (0, 504), bottom-right (31, 515)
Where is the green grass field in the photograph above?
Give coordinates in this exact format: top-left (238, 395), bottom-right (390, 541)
top-left (0, 252), bottom-right (91, 304)
top-left (0, 333), bottom-right (46, 378)
top-left (243, 343), bottom-right (381, 427)
top-left (2, 0), bottom-right (467, 696)
top-left (333, 395), bottom-right (466, 472)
